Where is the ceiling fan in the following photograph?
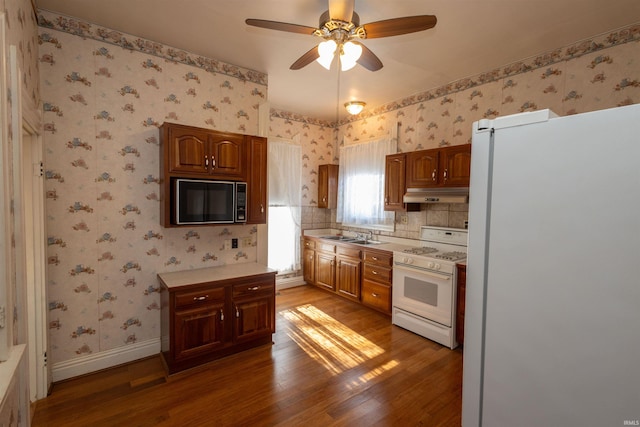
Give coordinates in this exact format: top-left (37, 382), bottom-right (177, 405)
top-left (246, 0), bottom-right (437, 72)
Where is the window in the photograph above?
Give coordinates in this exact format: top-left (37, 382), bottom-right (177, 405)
top-left (336, 137), bottom-right (395, 231)
top-left (267, 140), bottom-right (301, 274)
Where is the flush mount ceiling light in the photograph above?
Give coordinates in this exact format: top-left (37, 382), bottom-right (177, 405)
top-left (246, 0), bottom-right (437, 72)
top-left (345, 101), bottom-right (366, 115)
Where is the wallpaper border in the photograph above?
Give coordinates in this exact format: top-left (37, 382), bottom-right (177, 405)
top-left (273, 21), bottom-right (640, 127)
top-left (36, 9), bottom-right (639, 127)
top-left (36, 9), bottom-right (268, 87)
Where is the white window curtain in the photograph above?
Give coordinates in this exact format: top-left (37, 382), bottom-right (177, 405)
top-left (337, 137), bottom-right (395, 231)
top-left (268, 139), bottom-right (302, 274)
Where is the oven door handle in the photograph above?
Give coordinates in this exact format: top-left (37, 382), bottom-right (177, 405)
top-left (394, 263), bottom-right (451, 281)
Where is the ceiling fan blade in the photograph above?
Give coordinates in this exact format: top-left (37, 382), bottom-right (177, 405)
top-left (328, 0), bottom-right (354, 22)
top-left (353, 42), bottom-right (383, 71)
top-left (246, 19), bottom-right (317, 35)
top-left (362, 15), bottom-right (437, 39)
top-left (290, 46), bottom-right (321, 70)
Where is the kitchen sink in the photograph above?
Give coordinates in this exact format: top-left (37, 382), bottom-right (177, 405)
top-left (349, 240), bottom-right (385, 245)
top-left (320, 236), bottom-right (385, 245)
top-left (320, 235), bottom-right (356, 241)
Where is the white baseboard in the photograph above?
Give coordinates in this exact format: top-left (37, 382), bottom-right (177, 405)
top-left (276, 276), bottom-right (305, 290)
top-left (51, 338), bottom-right (160, 382)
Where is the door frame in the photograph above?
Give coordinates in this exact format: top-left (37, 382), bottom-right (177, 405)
top-left (10, 45), bottom-right (49, 400)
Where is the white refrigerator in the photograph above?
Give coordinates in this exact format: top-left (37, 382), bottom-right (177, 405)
top-left (462, 103), bottom-right (640, 427)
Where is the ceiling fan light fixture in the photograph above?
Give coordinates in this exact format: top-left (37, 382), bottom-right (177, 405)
top-left (317, 39), bottom-right (337, 69)
top-left (340, 41), bottom-right (362, 71)
top-left (345, 101), bottom-right (366, 115)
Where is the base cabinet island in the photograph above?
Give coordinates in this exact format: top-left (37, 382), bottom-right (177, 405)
top-left (158, 264), bottom-right (276, 374)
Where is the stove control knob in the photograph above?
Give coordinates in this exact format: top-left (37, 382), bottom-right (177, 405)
top-left (427, 262), bottom-right (434, 268)
top-left (434, 263), bottom-right (441, 270)
top-left (405, 257), bottom-right (413, 265)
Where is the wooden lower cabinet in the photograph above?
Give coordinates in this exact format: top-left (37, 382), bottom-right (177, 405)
top-left (456, 264), bottom-right (467, 345)
top-left (303, 236), bottom-right (392, 315)
top-left (361, 249), bottom-right (393, 315)
top-left (173, 287), bottom-right (226, 362)
top-left (336, 246), bottom-right (362, 301)
top-left (315, 242), bottom-right (336, 291)
top-left (159, 266), bottom-right (276, 374)
top-left (232, 281), bottom-right (275, 344)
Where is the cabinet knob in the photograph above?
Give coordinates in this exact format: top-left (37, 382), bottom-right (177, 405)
top-left (212, 156), bottom-right (216, 168)
top-left (372, 270), bottom-right (378, 275)
top-left (220, 309), bottom-right (224, 321)
top-left (248, 286), bottom-right (261, 291)
top-left (205, 156), bottom-right (209, 167)
top-left (261, 204), bottom-right (264, 213)
top-left (432, 169), bottom-right (437, 181)
top-left (193, 295), bottom-right (209, 301)
top-left (444, 168), bottom-right (448, 181)
top-left (372, 293), bottom-right (379, 298)
top-left (372, 256), bottom-right (379, 261)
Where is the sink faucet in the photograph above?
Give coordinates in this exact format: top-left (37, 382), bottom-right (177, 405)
top-left (367, 231), bottom-right (373, 242)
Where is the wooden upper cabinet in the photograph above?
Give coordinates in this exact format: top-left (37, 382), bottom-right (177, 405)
top-left (318, 164), bottom-right (339, 209)
top-left (166, 125), bottom-right (211, 175)
top-left (246, 136), bottom-right (267, 224)
top-left (406, 149), bottom-right (440, 188)
top-left (208, 132), bottom-right (244, 179)
top-left (440, 144), bottom-right (471, 187)
top-left (163, 122), bottom-right (244, 179)
top-left (405, 144), bottom-right (471, 188)
top-left (385, 153), bottom-right (418, 212)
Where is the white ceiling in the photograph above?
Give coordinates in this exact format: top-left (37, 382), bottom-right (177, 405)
top-left (36, 0), bottom-right (640, 121)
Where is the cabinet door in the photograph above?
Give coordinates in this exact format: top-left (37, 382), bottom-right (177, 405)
top-left (315, 252), bottom-right (336, 291)
top-left (209, 132), bottom-right (244, 178)
top-left (337, 256), bottom-right (361, 301)
top-left (233, 295), bottom-right (274, 343)
top-left (440, 144), bottom-right (472, 187)
top-left (168, 126), bottom-right (211, 175)
top-left (303, 247), bottom-right (316, 284)
top-left (174, 302), bottom-right (225, 361)
top-left (406, 149), bottom-right (439, 188)
top-left (246, 136), bottom-right (267, 224)
top-left (318, 164), bottom-right (338, 209)
top-left (361, 280), bottom-right (391, 314)
top-left (384, 153), bottom-right (407, 211)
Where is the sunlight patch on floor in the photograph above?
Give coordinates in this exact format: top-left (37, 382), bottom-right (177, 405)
top-left (279, 304), bottom-right (397, 379)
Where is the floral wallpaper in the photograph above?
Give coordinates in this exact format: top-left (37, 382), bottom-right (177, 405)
top-left (274, 23), bottom-right (640, 240)
top-left (37, 7), bottom-right (639, 372)
top-left (38, 10), bottom-right (267, 366)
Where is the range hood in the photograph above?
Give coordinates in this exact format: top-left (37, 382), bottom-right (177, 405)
top-left (403, 187), bottom-right (469, 204)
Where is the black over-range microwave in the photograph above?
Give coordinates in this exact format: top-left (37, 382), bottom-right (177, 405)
top-left (175, 178), bottom-right (247, 225)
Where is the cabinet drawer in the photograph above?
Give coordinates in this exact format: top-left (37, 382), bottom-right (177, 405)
top-left (361, 280), bottom-right (391, 313)
top-left (175, 287), bottom-right (224, 309)
top-left (303, 239), bottom-right (316, 250)
top-left (317, 242), bottom-right (336, 253)
top-left (233, 281), bottom-right (274, 298)
top-left (337, 245), bottom-right (361, 259)
top-left (363, 263), bottom-right (392, 284)
top-left (363, 251), bottom-right (392, 267)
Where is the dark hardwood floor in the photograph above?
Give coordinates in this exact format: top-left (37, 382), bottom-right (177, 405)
top-left (33, 285), bottom-right (463, 426)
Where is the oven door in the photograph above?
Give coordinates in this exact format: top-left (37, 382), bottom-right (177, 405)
top-left (392, 263), bottom-right (453, 327)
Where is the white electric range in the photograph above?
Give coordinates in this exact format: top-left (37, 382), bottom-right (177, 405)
top-left (392, 226), bottom-right (468, 349)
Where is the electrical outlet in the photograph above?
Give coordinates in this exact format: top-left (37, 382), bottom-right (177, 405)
top-left (232, 238), bottom-right (238, 249)
top-left (401, 215), bottom-right (408, 225)
top-left (224, 239), bottom-right (231, 250)
top-left (242, 237), bottom-right (252, 247)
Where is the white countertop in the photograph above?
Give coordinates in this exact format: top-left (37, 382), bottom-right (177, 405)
top-left (303, 228), bottom-right (421, 253)
top-left (158, 263), bottom-right (276, 289)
